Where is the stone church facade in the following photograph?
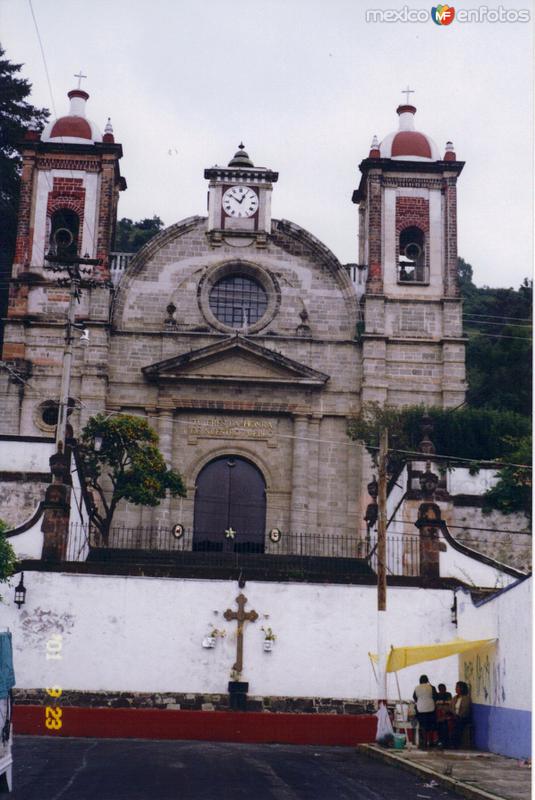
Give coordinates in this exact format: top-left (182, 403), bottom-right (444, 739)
top-left (0, 86), bottom-right (466, 545)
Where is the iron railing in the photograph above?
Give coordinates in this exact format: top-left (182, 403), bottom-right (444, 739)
top-left (66, 523), bottom-right (421, 577)
top-left (397, 262), bottom-right (429, 284)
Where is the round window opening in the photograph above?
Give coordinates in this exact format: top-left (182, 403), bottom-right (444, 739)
top-left (42, 404), bottom-right (59, 427)
top-left (208, 275), bottom-right (268, 328)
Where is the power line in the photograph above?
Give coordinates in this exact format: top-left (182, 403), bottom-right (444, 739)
top-left (1, 373), bottom-right (532, 473)
top-left (386, 517), bottom-right (531, 537)
top-left (462, 312), bottom-right (533, 323)
top-left (463, 318), bottom-right (532, 329)
top-left (27, 0), bottom-right (98, 255)
top-left (466, 331), bottom-right (532, 342)
top-left (388, 446), bottom-right (531, 471)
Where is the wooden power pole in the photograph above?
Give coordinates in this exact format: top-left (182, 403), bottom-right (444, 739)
top-left (376, 427), bottom-right (388, 703)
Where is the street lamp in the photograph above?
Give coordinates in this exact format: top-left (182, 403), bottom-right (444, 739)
top-left (14, 574), bottom-right (26, 609)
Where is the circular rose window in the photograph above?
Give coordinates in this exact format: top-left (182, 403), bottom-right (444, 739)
top-left (209, 274), bottom-right (268, 328)
top-left (198, 261), bottom-right (280, 334)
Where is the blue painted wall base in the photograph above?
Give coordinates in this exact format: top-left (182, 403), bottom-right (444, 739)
top-left (472, 703), bottom-right (531, 759)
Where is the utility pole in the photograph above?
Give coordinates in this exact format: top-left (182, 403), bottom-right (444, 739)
top-left (44, 253), bottom-right (107, 454)
top-left (376, 426), bottom-right (388, 704)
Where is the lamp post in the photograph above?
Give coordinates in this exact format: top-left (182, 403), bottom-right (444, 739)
top-left (14, 573), bottom-right (26, 609)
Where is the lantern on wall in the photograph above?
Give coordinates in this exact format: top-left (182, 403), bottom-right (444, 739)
top-left (14, 573), bottom-right (26, 609)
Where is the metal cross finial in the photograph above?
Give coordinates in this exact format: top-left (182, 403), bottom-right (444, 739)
top-left (402, 85), bottom-right (414, 104)
top-left (74, 71), bottom-right (87, 89)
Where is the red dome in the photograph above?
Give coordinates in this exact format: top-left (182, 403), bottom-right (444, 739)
top-left (391, 131), bottom-right (432, 159)
top-left (41, 88), bottom-right (102, 143)
top-left (49, 116), bottom-right (93, 140)
top-left (378, 104), bottom-right (440, 161)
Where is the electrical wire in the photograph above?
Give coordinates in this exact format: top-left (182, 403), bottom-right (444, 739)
top-left (26, 0), bottom-right (98, 255)
top-left (1, 371), bottom-right (532, 473)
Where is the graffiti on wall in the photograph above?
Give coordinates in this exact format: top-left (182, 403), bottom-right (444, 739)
top-left (462, 645), bottom-right (506, 706)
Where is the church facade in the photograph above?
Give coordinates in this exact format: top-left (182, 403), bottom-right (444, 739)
top-left (0, 85), bottom-right (466, 545)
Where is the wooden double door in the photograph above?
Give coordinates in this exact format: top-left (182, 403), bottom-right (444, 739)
top-left (193, 455), bottom-right (266, 552)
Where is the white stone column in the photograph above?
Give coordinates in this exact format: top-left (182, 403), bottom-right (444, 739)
top-left (290, 414), bottom-right (309, 534)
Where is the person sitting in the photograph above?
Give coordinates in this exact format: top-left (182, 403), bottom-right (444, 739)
top-left (450, 681), bottom-right (472, 748)
top-left (435, 683), bottom-right (452, 747)
top-left (413, 674), bottom-right (437, 749)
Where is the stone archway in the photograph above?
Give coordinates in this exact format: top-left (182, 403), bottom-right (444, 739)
top-left (193, 455), bottom-right (266, 553)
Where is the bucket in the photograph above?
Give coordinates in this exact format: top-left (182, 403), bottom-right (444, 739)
top-left (393, 733), bottom-right (406, 750)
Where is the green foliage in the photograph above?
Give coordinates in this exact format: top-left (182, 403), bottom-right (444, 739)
top-left (0, 47), bottom-right (49, 346)
top-left (348, 403), bottom-right (530, 464)
top-left (0, 519), bottom-right (17, 586)
top-left (459, 260), bottom-right (532, 416)
top-left (483, 435), bottom-right (532, 522)
top-left (114, 216), bottom-right (164, 253)
top-left (348, 404), bottom-right (532, 519)
top-left (78, 414), bottom-right (186, 539)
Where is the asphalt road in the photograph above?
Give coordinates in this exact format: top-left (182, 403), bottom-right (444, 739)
top-left (9, 736), bottom-right (465, 800)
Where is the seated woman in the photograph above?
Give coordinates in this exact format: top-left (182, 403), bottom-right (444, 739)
top-left (435, 683), bottom-right (452, 747)
top-left (450, 681), bottom-right (472, 748)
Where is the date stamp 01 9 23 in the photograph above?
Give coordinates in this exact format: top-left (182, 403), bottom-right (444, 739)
top-left (45, 634), bottom-right (63, 731)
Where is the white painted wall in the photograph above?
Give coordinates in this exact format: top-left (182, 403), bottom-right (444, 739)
top-left (6, 520), bottom-right (43, 561)
top-left (439, 534), bottom-right (516, 589)
top-left (2, 572), bottom-right (461, 702)
top-left (457, 577), bottom-right (531, 713)
top-left (0, 440), bottom-right (55, 473)
top-left (447, 467), bottom-right (498, 495)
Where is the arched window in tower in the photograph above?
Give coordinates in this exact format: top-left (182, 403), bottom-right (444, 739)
top-left (49, 209), bottom-right (80, 258)
top-left (398, 226), bottom-right (427, 284)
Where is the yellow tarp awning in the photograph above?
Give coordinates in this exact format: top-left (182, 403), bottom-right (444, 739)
top-left (369, 638), bottom-right (497, 673)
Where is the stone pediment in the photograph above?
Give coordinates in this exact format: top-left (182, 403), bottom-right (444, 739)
top-left (142, 335), bottom-right (329, 387)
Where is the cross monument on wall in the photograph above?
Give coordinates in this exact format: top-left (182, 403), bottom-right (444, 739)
top-left (224, 594), bottom-right (258, 675)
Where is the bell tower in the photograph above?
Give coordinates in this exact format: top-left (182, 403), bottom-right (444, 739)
top-left (353, 94), bottom-right (466, 408)
top-left (1, 78), bottom-right (126, 435)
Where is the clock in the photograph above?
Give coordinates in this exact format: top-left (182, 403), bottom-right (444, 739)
top-left (222, 185), bottom-right (259, 218)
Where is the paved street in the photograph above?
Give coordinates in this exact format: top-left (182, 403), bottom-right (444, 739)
top-left (9, 736), bottom-right (465, 800)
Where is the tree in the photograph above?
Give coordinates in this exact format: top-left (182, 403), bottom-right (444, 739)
top-left (458, 257), bottom-right (532, 415)
top-left (114, 216), bottom-right (164, 253)
top-left (0, 520), bottom-right (17, 597)
top-left (483, 435), bottom-right (532, 523)
top-left (0, 47), bottom-right (49, 349)
top-left (348, 403), bottom-right (532, 519)
top-left (77, 414), bottom-right (186, 541)
top-left (348, 403), bottom-right (530, 464)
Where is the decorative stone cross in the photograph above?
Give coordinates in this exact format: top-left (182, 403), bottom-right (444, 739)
top-left (402, 85), bottom-right (415, 104)
top-left (74, 71), bottom-right (87, 89)
top-left (224, 594), bottom-right (258, 674)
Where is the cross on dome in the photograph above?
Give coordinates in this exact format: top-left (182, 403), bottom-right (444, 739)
top-left (402, 85), bottom-right (415, 104)
top-left (74, 71), bottom-right (87, 89)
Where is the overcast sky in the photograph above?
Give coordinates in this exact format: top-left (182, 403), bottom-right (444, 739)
top-left (1, 0), bottom-right (533, 287)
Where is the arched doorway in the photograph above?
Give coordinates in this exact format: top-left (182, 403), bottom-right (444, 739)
top-left (193, 455), bottom-right (266, 553)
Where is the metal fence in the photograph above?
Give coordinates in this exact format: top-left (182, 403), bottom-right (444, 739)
top-left (66, 523), bottom-right (421, 577)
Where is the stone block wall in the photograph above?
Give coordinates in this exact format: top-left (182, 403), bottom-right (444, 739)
top-left (13, 688), bottom-right (377, 716)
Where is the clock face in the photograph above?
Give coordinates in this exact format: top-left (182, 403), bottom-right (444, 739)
top-left (222, 185), bottom-right (259, 218)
